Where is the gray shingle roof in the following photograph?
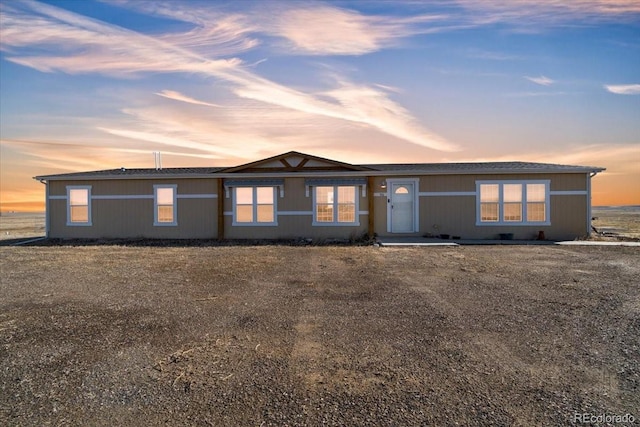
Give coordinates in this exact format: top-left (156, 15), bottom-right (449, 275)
top-left (35, 161), bottom-right (604, 181)
top-left (35, 167), bottom-right (226, 179)
top-left (361, 161), bottom-right (604, 173)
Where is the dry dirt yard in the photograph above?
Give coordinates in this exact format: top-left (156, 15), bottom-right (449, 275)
top-left (1, 245), bottom-right (638, 426)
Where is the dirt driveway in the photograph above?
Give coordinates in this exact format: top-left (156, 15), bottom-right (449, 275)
top-left (1, 245), bottom-right (638, 426)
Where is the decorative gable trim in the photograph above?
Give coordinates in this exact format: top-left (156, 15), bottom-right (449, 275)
top-left (219, 151), bottom-right (373, 173)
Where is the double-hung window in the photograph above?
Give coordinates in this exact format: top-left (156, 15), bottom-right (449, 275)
top-left (233, 187), bottom-right (276, 225)
top-left (477, 181), bottom-right (550, 225)
top-left (313, 186), bottom-right (358, 225)
top-left (154, 185), bottom-right (177, 226)
top-left (67, 186), bottom-right (91, 226)
top-left (526, 183), bottom-right (547, 222)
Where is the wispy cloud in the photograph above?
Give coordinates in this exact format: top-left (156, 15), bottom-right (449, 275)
top-left (321, 79), bottom-right (456, 151)
top-left (525, 75), bottom-right (554, 86)
top-left (604, 84), bottom-right (640, 95)
top-left (256, 4), bottom-right (453, 56)
top-left (105, 1), bottom-right (456, 56)
top-left (455, 0), bottom-right (640, 27)
top-left (0, 1), bottom-right (241, 75)
top-left (1, 138), bottom-right (137, 172)
top-left (449, 143), bottom-right (639, 181)
top-left (105, 0), bottom-right (260, 56)
top-left (155, 90), bottom-right (222, 107)
top-left (0, 0), bottom-right (457, 153)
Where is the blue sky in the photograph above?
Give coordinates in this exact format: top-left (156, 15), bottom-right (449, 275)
top-left (1, 0), bottom-right (639, 209)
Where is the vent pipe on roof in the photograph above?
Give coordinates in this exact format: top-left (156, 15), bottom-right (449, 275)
top-left (153, 151), bottom-right (162, 170)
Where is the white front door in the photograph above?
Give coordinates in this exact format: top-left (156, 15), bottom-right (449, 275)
top-left (389, 181), bottom-right (416, 233)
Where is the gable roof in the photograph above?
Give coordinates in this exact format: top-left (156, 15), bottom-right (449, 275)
top-left (219, 151), bottom-right (373, 173)
top-left (34, 152), bottom-right (605, 181)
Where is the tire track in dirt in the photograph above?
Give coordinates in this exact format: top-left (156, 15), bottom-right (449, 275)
top-left (289, 249), bottom-right (329, 392)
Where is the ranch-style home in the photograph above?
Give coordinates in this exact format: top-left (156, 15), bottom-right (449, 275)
top-left (34, 151), bottom-right (605, 241)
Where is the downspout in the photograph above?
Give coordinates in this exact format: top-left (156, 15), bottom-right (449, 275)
top-left (38, 179), bottom-right (49, 238)
top-left (587, 171), bottom-right (599, 237)
top-left (217, 179), bottom-right (224, 240)
top-left (367, 176), bottom-right (375, 239)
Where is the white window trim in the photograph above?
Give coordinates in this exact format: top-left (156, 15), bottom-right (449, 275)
top-left (476, 180), bottom-right (551, 226)
top-left (66, 185), bottom-right (92, 226)
top-left (232, 187), bottom-right (278, 226)
top-left (312, 185), bottom-right (360, 226)
top-left (154, 184), bottom-right (178, 226)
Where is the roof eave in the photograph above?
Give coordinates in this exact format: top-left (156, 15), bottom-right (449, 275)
top-left (33, 166), bottom-right (605, 181)
top-left (33, 173), bottom-right (221, 181)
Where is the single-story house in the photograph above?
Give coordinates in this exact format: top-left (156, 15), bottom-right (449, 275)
top-left (34, 151), bottom-right (605, 241)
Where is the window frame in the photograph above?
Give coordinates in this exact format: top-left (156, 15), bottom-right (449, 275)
top-left (66, 185), bottom-right (92, 226)
top-left (232, 186), bottom-right (278, 226)
top-left (154, 184), bottom-right (178, 226)
top-left (312, 185), bottom-right (359, 226)
top-left (476, 180), bottom-right (550, 226)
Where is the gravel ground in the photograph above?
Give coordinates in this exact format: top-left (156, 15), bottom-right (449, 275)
top-left (1, 245), bottom-right (638, 426)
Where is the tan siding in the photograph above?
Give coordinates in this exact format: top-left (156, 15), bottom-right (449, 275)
top-left (279, 178), bottom-right (312, 211)
top-left (549, 195), bottom-right (588, 238)
top-left (373, 173), bottom-right (590, 240)
top-left (47, 172), bottom-right (591, 240)
top-left (223, 177), bottom-right (368, 240)
top-left (371, 177), bottom-right (389, 235)
top-left (549, 174), bottom-right (587, 191)
top-left (50, 178), bottom-right (216, 196)
top-left (48, 178), bottom-right (218, 239)
top-left (225, 216), bottom-right (368, 240)
top-left (416, 173), bottom-right (587, 192)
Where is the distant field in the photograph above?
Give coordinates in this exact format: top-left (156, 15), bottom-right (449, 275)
top-left (1, 206), bottom-right (638, 241)
top-left (592, 205), bottom-right (640, 239)
top-left (0, 212), bottom-right (45, 240)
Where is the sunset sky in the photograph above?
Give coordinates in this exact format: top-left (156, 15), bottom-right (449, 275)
top-left (1, 0), bottom-right (639, 212)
